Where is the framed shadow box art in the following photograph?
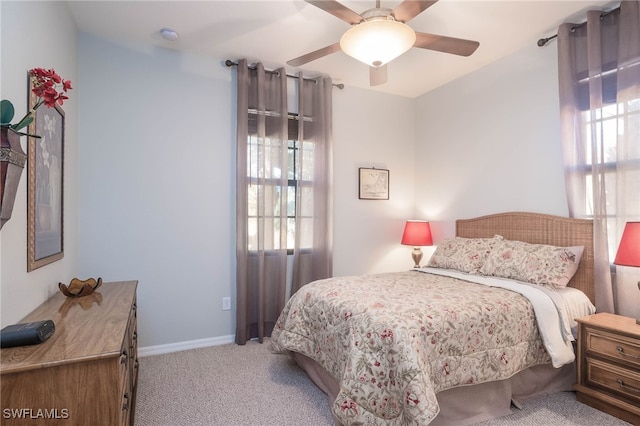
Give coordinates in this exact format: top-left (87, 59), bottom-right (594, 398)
top-left (359, 167), bottom-right (389, 200)
top-left (27, 87), bottom-right (64, 271)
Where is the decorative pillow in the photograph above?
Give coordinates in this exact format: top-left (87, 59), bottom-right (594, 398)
top-left (480, 239), bottom-right (584, 288)
top-left (427, 236), bottom-right (503, 273)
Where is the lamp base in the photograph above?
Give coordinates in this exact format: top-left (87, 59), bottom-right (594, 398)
top-left (411, 247), bottom-right (423, 268)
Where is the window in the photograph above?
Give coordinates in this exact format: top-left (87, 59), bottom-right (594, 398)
top-left (246, 112), bottom-right (314, 252)
top-left (580, 92), bottom-right (640, 258)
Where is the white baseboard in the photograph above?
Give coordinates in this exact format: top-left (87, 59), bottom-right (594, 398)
top-left (139, 334), bottom-right (235, 357)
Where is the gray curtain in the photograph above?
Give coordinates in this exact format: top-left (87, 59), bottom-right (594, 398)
top-left (291, 73), bottom-right (334, 294)
top-left (235, 60), bottom-right (333, 345)
top-left (557, 1), bottom-right (640, 313)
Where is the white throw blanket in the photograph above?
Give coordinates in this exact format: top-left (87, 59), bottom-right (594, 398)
top-left (417, 267), bottom-right (575, 367)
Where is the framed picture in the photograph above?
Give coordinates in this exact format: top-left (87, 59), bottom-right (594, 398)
top-left (359, 167), bottom-right (389, 200)
top-left (27, 81), bottom-right (64, 271)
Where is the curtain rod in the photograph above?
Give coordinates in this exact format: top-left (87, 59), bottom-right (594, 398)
top-left (225, 60), bottom-right (344, 89)
top-left (537, 5), bottom-right (620, 47)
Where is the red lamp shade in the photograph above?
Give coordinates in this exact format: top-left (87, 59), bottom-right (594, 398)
top-left (614, 222), bottom-right (640, 267)
top-left (401, 221), bottom-right (433, 247)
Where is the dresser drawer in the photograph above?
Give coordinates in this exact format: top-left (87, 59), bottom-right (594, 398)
top-left (585, 357), bottom-right (640, 403)
top-left (120, 389), bottom-right (132, 426)
top-left (127, 305), bottom-right (138, 389)
top-left (119, 345), bottom-right (131, 384)
top-left (585, 327), bottom-right (640, 368)
top-left (118, 337), bottom-right (132, 424)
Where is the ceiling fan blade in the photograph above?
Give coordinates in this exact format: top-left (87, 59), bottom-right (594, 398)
top-left (392, 0), bottom-right (439, 23)
top-left (370, 65), bottom-right (387, 86)
top-left (287, 42), bottom-right (342, 67)
top-left (414, 32), bottom-right (479, 57)
top-left (305, 0), bottom-right (363, 25)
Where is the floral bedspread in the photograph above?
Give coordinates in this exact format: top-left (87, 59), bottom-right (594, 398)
top-left (271, 270), bottom-right (552, 425)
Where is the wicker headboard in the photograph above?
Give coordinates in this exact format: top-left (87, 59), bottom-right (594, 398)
top-left (455, 212), bottom-right (595, 304)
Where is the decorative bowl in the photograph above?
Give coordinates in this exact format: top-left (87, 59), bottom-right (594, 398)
top-left (59, 277), bottom-right (103, 297)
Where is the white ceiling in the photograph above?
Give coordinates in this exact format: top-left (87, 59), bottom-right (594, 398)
top-left (67, 0), bottom-right (617, 98)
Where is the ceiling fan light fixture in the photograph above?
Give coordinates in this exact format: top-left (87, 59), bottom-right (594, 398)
top-left (340, 18), bottom-right (416, 67)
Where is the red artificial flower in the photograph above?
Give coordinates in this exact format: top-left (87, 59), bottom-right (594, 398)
top-left (1, 67), bottom-right (73, 134)
top-left (28, 68), bottom-right (71, 108)
top-left (56, 94), bottom-right (68, 105)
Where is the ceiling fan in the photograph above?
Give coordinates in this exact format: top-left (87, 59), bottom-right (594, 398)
top-left (288, 0), bottom-right (480, 86)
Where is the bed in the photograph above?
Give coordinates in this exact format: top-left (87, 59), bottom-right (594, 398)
top-left (271, 212), bottom-right (596, 425)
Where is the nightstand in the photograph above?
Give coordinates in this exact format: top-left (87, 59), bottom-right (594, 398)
top-left (574, 312), bottom-right (640, 425)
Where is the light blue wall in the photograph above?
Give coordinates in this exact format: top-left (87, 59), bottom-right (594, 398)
top-left (77, 34), bottom-right (237, 347)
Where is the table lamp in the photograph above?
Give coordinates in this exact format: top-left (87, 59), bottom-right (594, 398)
top-left (613, 222), bottom-right (640, 325)
top-left (401, 220), bottom-right (433, 268)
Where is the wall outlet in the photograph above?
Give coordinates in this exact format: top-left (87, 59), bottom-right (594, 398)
top-left (222, 296), bottom-right (231, 311)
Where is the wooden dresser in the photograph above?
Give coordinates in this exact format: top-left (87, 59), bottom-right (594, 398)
top-left (574, 312), bottom-right (640, 425)
top-left (1, 281), bottom-right (138, 425)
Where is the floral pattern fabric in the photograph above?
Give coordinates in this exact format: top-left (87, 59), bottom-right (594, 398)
top-left (427, 236), bottom-right (502, 273)
top-left (271, 271), bottom-right (551, 425)
top-left (480, 240), bottom-right (584, 288)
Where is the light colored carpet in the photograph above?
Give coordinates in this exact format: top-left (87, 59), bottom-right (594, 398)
top-left (135, 339), bottom-right (631, 425)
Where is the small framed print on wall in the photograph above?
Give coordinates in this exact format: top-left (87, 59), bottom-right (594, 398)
top-left (27, 82), bottom-right (65, 272)
top-left (359, 167), bottom-right (389, 200)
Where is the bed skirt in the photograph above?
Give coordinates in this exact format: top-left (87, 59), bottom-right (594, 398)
top-left (292, 352), bottom-right (575, 426)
